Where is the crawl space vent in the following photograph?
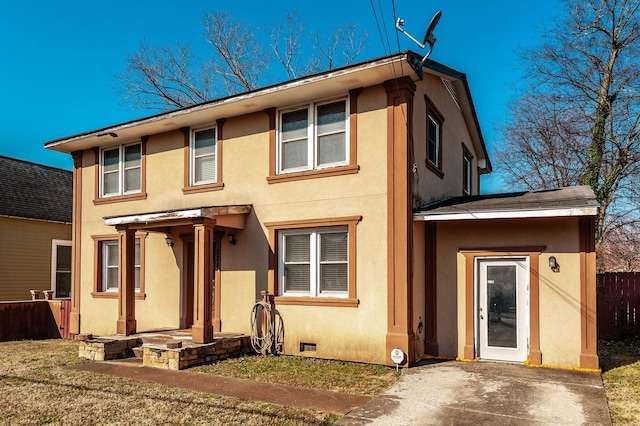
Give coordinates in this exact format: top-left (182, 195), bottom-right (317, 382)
top-left (300, 342), bottom-right (317, 352)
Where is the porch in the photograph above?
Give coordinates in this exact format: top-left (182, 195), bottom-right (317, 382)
top-left (77, 329), bottom-right (253, 370)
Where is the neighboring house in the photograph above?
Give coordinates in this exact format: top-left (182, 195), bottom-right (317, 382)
top-left (0, 156), bottom-right (73, 301)
top-left (44, 51), bottom-right (598, 369)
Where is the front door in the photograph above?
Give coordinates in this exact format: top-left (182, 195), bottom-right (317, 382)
top-left (477, 258), bottom-right (529, 362)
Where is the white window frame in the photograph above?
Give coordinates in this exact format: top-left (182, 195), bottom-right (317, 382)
top-left (190, 126), bottom-right (218, 186)
top-left (278, 227), bottom-right (349, 298)
top-left (101, 240), bottom-right (141, 292)
top-left (277, 97), bottom-right (349, 174)
top-left (428, 114), bottom-right (441, 168)
top-left (463, 152), bottom-right (472, 195)
top-left (50, 239), bottom-right (72, 299)
top-left (100, 142), bottom-right (142, 197)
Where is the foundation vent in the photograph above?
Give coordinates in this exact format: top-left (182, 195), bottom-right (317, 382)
top-left (300, 342), bottom-right (317, 352)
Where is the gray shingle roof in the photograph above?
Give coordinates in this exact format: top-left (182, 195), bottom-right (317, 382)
top-left (416, 186), bottom-right (599, 216)
top-left (0, 156), bottom-right (72, 223)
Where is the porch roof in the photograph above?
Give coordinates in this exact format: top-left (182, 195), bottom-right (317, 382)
top-left (414, 186), bottom-right (599, 221)
top-left (103, 205), bottom-right (252, 230)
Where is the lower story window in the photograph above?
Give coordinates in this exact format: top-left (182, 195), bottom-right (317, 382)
top-left (51, 239), bottom-right (72, 298)
top-left (281, 227), bottom-right (348, 297)
top-left (96, 237), bottom-right (142, 294)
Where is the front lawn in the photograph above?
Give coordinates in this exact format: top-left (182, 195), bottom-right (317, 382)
top-left (599, 339), bottom-right (640, 425)
top-left (0, 339), bottom-right (400, 425)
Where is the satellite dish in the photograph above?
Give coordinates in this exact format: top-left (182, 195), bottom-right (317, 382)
top-left (422, 11), bottom-right (442, 47)
top-left (395, 11), bottom-right (443, 64)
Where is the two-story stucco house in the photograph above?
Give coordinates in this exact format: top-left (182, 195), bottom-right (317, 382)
top-left (45, 51), bottom-right (599, 369)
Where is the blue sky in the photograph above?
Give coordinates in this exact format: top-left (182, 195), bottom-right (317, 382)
top-left (0, 0), bottom-right (562, 190)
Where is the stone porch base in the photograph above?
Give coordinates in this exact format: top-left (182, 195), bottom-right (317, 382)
top-left (77, 331), bottom-right (253, 370)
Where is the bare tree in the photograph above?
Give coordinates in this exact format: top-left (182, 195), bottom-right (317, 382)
top-left (268, 10), bottom-right (305, 80)
top-left (311, 22), bottom-right (369, 72)
top-left (115, 41), bottom-right (215, 110)
top-left (115, 10), bottom-right (369, 111)
top-left (496, 0), bottom-right (640, 270)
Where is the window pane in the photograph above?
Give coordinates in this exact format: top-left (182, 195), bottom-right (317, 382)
top-left (428, 116), bottom-right (439, 166)
top-left (317, 101), bottom-right (346, 135)
top-left (285, 234), bottom-right (310, 262)
top-left (103, 172), bottom-right (119, 194)
top-left (317, 133), bottom-right (346, 165)
top-left (124, 144), bottom-right (141, 168)
top-left (135, 267), bottom-right (141, 291)
top-left (56, 245), bottom-right (72, 270)
top-left (195, 129), bottom-right (216, 154)
top-left (320, 264), bottom-right (348, 292)
top-left (103, 148), bottom-right (119, 172)
top-left (195, 155), bottom-right (216, 182)
top-left (285, 264), bottom-right (310, 292)
top-left (282, 109), bottom-right (308, 140)
top-left (124, 168), bottom-right (141, 192)
top-left (55, 272), bottom-right (71, 298)
top-left (320, 232), bottom-right (347, 261)
top-left (106, 243), bottom-right (118, 267)
top-left (282, 140), bottom-right (308, 170)
top-left (106, 267), bottom-right (118, 290)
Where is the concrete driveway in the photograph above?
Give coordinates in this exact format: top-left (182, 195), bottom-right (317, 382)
top-left (338, 360), bottom-right (611, 425)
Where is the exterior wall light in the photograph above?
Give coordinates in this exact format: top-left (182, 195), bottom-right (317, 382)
top-left (228, 233), bottom-right (237, 246)
top-left (549, 256), bottom-right (559, 272)
top-left (165, 236), bottom-right (174, 247)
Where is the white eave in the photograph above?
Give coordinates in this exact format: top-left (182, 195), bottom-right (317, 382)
top-left (45, 52), bottom-right (421, 153)
top-left (104, 205), bottom-right (252, 227)
top-left (414, 206), bottom-right (599, 222)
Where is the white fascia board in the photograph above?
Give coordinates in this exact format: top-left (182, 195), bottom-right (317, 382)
top-left (414, 206), bottom-right (599, 222)
top-left (104, 208), bottom-right (205, 226)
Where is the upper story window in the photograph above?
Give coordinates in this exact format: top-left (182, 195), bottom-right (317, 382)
top-left (278, 98), bottom-right (348, 174)
top-left (101, 143), bottom-right (142, 197)
top-left (191, 127), bottom-right (217, 185)
top-left (425, 95), bottom-right (444, 178)
top-left (462, 145), bottom-right (473, 195)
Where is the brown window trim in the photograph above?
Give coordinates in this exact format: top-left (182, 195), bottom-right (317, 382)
top-left (91, 232), bottom-right (147, 299)
top-left (266, 88), bottom-right (362, 184)
top-left (181, 119), bottom-right (225, 194)
top-left (425, 94), bottom-right (444, 178)
top-left (462, 143), bottom-right (474, 196)
top-left (265, 216), bottom-right (361, 307)
top-left (93, 138), bottom-right (148, 205)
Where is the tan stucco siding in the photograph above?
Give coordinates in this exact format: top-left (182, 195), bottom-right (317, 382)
top-left (0, 216), bottom-right (71, 301)
top-left (434, 217), bottom-right (584, 367)
top-left (412, 74), bottom-right (479, 206)
top-left (75, 84), bottom-right (392, 364)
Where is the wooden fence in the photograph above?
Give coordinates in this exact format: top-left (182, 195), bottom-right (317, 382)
top-left (0, 300), bottom-right (74, 342)
top-left (597, 272), bottom-right (640, 340)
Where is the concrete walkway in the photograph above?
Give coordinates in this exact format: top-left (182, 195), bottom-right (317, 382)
top-left (70, 358), bottom-right (611, 425)
top-left (338, 360), bottom-right (611, 425)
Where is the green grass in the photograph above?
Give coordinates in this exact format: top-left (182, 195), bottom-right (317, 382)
top-left (192, 354), bottom-right (401, 396)
top-left (0, 339), bottom-right (400, 425)
top-left (599, 339), bottom-right (640, 425)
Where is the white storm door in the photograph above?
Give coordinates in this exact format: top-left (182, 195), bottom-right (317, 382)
top-left (477, 258), bottom-right (529, 362)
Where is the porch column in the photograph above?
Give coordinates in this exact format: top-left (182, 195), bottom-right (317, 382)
top-left (192, 218), bottom-right (215, 343)
top-left (116, 225), bottom-right (136, 335)
top-left (384, 77), bottom-right (416, 366)
top-left (69, 150), bottom-right (83, 334)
